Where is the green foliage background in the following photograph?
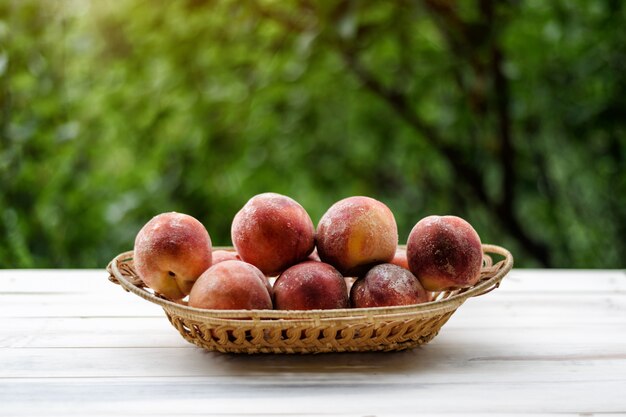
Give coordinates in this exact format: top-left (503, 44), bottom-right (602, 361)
top-left (1, 0), bottom-right (625, 268)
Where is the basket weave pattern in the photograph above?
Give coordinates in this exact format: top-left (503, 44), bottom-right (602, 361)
top-left (107, 244), bottom-right (513, 354)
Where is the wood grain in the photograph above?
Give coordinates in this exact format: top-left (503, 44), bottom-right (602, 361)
top-left (1, 268), bottom-right (625, 416)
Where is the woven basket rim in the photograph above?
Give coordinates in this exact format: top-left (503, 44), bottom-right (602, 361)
top-left (107, 244), bottom-right (513, 323)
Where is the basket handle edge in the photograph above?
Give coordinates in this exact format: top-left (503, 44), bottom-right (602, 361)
top-left (466, 244), bottom-right (514, 299)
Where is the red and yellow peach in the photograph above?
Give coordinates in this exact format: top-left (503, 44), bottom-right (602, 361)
top-left (212, 249), bottom-right (241, 264)
top-left (188, 260), bottom-right (272, 310)
top-left (134, 212), bottom-right (212, 301)
top-left (350, 263), bottom-right (428, 308)
top-left (273, 261), bottom-right (349, 310)
top-left (407, 215), bottom-right (483, 291)
top-left (231, 193), bottom-right (315, 276)
top-left (316, 196), bottom-right (398, 275)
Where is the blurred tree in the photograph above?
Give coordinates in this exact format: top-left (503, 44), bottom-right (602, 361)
top-left (0, 0), bottom-right (624, 268)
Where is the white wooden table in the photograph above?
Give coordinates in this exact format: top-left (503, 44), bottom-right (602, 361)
top-left (1, 268), bottom-right (625, 416)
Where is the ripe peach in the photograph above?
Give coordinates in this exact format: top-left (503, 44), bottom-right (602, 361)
top-left (212, 249), bottom-right (240, 264)
top-left (316, 196), bottom-right (398, 275)
top-left (134, 212), bottom-right (212, 301)
top-left (188, 260), bottom-right (272, 310)
top-left (390, 248), bottom-right (409, 270)
top-left (350, 263), bottom-right (428, 308)
top-left (212, 250), bottom-right (273, 296)
top-left (231, 193), bottom-right (315, 276)
top-left (273, 261), bottom-right (349, 310)
top-left (407, 215), bottom-right (483, 291)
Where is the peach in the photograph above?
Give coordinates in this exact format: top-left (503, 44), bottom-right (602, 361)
top-left (273, 261), bottom-right (349, 310)
top-left (212, 249), bottom-right (240, 264)
top-left (316, 196), bottom-right (398, 275)
top-left (231, 193), bottom-right (315, 275)
top-left (213, 249), bottom-right (274, 297)
top-left (390, 248), bottom-right (409, 270)
top-left (134, 212), bottom-right (212, 301)
top-left (212, 250), bottom-right (273, 297)
top-left (350, 263), bottom-right (428, 308)
top-left (407, 215), bottom-right (483, 291)
top-left (188, 260), bottom-right (272, 310)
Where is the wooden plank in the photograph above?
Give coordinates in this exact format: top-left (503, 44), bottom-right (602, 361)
top-left (1, 269), bottom-right (625, 294)
top-left (2, 290), bottom-right (625, 320)
top-left (0, 317), bottom-right (187, 349)
top-left (0, 297), bottom-right (159, 317)
top-left (1, 269), bottom-right (624, 416)
top-left (0, 270), bottom-right (112, 293)
top-left (501, 269), bottom-right (626, 292)
top-left (1, 316), bottom-right (625, 349)
top-left (2, 333), bottom-right (626, 378)
top-left (1, 377), bottom-right (625, 415)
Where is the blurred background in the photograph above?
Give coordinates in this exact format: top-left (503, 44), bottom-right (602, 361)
top-left (1, 0), bottom-right (624, 269)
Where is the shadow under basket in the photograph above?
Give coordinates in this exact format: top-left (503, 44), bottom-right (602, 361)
top-left (106, 244), bottom-right (513, 354)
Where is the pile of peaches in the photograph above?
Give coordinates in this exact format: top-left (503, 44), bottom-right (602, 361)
top-left (133, 193), bottom-right (484, 311)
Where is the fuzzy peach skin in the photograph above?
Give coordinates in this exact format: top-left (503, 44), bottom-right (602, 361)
top-left (390, 248), bottom-right (409, 270)
top-left (213, 250), bottom-right (271, 297)
top-left (316, 196), bottom-right (398, 275)
top-left (134, 212), bottom-right (212, 301)
top-left (231, 193), bottom-right (315, 276)
top-left (212, 249), bottom-right (241, 264)
top-left (350, 263), bottom-right (429, 308)
top-left (407, 215), bottom-right (483, 291)
top-left (188, 260), bottom-right (272, 310)
top-left (273, 261), bottom-right (348, 310)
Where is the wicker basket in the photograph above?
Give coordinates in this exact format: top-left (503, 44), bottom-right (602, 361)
top-left (106, 244), bottom-right (513, 354)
